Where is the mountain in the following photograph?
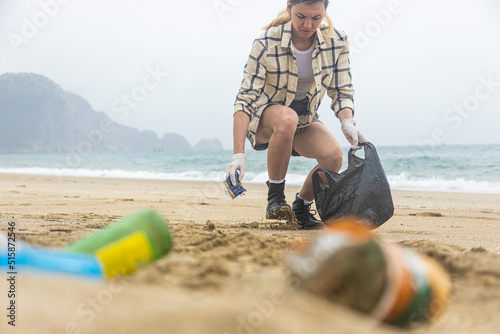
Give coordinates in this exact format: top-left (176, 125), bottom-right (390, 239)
top-left (159, 133), bottom-right (191, 152)
top-left (0, 73), bottom-right (223, 153)
top-left (193, 139), bottom-right (224, 152)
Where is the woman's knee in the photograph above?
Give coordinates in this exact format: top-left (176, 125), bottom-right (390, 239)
top-left (256, 106), bottom-right (298, 143)
top-left (271, 106), bottom-right (298, 135)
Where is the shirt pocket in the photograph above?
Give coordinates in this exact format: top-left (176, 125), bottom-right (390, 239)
top-left (266, 56), bottom-right (292, 89)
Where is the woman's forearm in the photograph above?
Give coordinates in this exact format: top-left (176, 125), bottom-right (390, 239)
top-left (337, 108), bottom-right (354, 123)
top-left (233, 111), bottom-right (250, 154)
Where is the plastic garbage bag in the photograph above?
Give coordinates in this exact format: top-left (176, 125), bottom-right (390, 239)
top-left (312, 142), bottom-right (394, 228)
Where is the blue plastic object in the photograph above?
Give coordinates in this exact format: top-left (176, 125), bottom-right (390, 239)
top-left (0, 234), bottom-right (103, 280)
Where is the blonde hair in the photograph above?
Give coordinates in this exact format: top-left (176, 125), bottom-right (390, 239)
top-left (263, 1), bottom-right (334, 34)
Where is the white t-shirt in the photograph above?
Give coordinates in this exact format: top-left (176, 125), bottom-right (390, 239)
top-left (293, 42), bottom-right (315, 101)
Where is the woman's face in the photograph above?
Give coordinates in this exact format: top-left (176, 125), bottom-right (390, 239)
top-left (288, 2), bottom-right (326, 40)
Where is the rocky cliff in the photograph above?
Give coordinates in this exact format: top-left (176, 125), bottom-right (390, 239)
top-left (0, 73), bottom-right (223, 153)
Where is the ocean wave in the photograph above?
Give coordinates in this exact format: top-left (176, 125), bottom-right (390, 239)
top-left (1, 168), bottom-right (499, 194)
top-left (0, 167), bottom-right (308, 186)
top-left (244, 172), bottom-right (307, 186)
top-left (0, 167), bottom-right (227, 182)
top-left (387, 172), bottom-right (500, 194)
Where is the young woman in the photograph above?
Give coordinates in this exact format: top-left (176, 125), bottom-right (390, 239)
top-left (227, 0), bottom-right (368, 230)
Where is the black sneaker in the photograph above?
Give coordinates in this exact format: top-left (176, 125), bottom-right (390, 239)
top-left (266, 181), bottom-right (293, 220)
top-left (292, 193), bottom-right (325, 230)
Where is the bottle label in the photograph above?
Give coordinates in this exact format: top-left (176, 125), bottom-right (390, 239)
top-left (95, 231), bottom-right (153, 278)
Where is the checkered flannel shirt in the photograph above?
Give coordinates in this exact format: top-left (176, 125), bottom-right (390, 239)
top-left (234, 20), bottom-right (355, 148)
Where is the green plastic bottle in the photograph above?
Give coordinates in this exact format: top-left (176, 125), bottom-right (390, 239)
top-left (65, 209), bottom-right (172, 279)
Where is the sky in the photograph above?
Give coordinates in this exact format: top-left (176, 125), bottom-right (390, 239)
top-left (1, 0), bottom-right (499, 149)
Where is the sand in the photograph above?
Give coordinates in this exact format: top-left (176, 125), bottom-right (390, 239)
top-left (0, 173), bottom-right (499, 334)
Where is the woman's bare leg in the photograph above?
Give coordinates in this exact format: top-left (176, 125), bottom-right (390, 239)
top-left (292, 122), bottom-right (343, 201)
top-left (255, 105), bottom-right (299, 180)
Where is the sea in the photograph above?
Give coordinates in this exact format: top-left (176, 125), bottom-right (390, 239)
top-left (1, 144), bottom-right (499, 194)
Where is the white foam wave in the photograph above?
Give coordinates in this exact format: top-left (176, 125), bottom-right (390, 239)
top-left (0, 167), bottom-right (227, 182)
top-left (388, 172), bottom-right (500, 194)
top-left (0, 168), bottom-right (310, 186)
top-left (244, 172), bottom-right (307, 186)
top-left (1, 168), bottom-right (499, 194)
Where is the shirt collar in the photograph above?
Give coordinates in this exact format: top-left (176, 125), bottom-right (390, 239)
top-left (280, 21), bottom-right (294, 50)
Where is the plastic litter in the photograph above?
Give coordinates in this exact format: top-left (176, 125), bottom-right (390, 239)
top-left (288, 218), bottom-right (451, 326)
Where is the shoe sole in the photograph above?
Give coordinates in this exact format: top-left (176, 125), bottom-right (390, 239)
top-left (301, 223), bottom-right (326, 230)
top-left (266, 206), bottom-right (294, 221)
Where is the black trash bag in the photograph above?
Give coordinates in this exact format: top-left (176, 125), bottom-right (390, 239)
top-left (312, 142), bottom-right (394, 228)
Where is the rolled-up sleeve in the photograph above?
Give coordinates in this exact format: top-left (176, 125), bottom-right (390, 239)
top-left (234, 39), bottom-right (267, 116)
top-left (327, 36), bottom-right (355, 117)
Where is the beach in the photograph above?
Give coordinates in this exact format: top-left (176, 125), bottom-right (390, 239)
top-left (0, 173), bottom-right (499, 333)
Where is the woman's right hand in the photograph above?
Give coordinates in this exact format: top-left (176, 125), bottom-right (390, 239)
top-left (226, 153), bottom-right (247, 186)
top-left (228, 111), bottom-right (251, 185)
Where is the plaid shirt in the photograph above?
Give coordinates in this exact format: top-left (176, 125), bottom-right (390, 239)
top-left (234, 20), bottom-right (355, 148)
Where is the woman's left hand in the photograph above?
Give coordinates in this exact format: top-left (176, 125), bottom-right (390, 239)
top-left (341, 119), bottom-right (369, 150)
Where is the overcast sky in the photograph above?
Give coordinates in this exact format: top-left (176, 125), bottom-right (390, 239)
top-left (1, 0), bottom-right (499, 149)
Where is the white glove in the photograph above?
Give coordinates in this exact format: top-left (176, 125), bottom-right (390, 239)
top-left (226, 153), bottom-right (246, 186)
top-left (341, 119), bottom-right (369, 150)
